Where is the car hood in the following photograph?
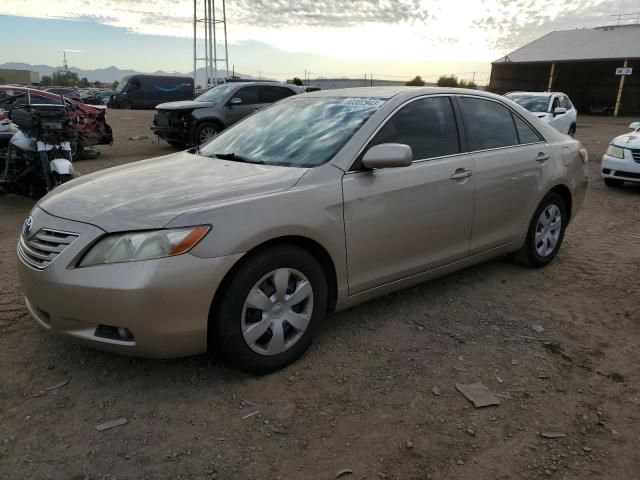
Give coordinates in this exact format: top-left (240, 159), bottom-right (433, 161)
top-left (155, 100), bottom-right (214, 111)
top-left (611, 131), bottom-right (640, 149)
top-left (38, 151), bottom-right (307, 232)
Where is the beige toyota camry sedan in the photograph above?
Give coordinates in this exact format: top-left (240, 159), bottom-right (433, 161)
top-left (17, 87), bottom-right (589, 373)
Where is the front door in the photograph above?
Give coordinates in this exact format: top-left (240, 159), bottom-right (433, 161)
top-left (225, 86), bottom-right (263, 126)
top-left (343, 96), bottom-right (476, 295)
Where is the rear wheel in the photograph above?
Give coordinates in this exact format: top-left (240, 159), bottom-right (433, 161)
top-left (604, 178), bottom-right (624, 188)
top-left (514, 192), bottom-right (566, 268)
top-left (211, 245), bottom-right (328, 374)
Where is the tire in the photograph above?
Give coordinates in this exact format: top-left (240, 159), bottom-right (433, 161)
top-left (211, 245), bottom-right (328, 374)
top-left (168, 141), bottom-right (186, 149)
top-left (514, 192), bottom-right (567, 268)
top-left (52, 173), bottom-right (73, 188)
top-left (193, 122), bottom-right (221, 145)
top-left (568, 124), bottom-right (576, 137)
top-left (120, 100), bottom-right (132, 110)
top-left (604, 178), bottom-right (624, 188)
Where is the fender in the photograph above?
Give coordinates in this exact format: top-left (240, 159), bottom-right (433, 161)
top-left (49, 158), bottom-right (74, 176)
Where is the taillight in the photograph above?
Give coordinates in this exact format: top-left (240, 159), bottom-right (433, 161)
top-left (578, 147), bottom-right (589, 164)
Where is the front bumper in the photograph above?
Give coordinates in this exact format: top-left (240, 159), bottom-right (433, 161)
top-left (602, 150), bottom-right (640, 183)
top-left (152, 111), bottom-right (192, 145)
top-left (17, 207), bottom-right (243, 358)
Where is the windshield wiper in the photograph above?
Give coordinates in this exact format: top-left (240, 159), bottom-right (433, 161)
top-left (212, 152), bottom-right (264, 164)
top-left (187, 144), bottom-right (201, 155)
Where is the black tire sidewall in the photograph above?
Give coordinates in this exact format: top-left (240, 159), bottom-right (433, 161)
top-left (524, 192), bottom-right (567, 267)
top-left (213, 246), bottom-right (328, 374)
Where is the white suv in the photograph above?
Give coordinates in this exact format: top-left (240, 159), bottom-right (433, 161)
top-left (601, 121), bottom-right (640, 187)
top-left (505, 92), bottom-right (577, 136)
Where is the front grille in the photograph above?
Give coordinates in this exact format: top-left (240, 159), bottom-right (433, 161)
top-left (155, 111), bottom-right (172, 127)
top-left (631, 149), bottom-right (640, 163)
top-left (18, 229), bottom-right (79, 269)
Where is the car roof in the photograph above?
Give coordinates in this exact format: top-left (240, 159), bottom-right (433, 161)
top-left (506, 91), bottom-right (568, 97)
top-left (303, 86), bottom-right (501, 101)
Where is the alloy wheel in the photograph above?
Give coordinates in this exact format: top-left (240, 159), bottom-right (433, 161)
top-left (199, 126), bottom-right (218, 144)
top-left (241, 268), bottom-right (314, 356)
top-left (535, 204), bottom-right (562, 257)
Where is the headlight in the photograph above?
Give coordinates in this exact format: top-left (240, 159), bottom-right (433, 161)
top-left (605, 144), bottom-right (625, 159)
top-left (79, 226), bottom-right (210, 267)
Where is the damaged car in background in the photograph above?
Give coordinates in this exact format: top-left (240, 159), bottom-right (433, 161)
top-left (0, 86), bottom-right (113, 157)
top-left (152, 82), bottom-right (303, 148)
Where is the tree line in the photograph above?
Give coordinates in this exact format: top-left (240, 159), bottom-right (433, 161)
top-left (406, 75), bottom-right (477, 89)
top-left (39, 68), bottom-right (119, 89)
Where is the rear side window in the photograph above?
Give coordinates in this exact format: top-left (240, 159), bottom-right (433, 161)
top-left (234, 86), bottom-right (260, 105)
top-left (366, 96), bottom-right (460, 161)
top-left (458, 97), bottom-right (519, 151)
top-left (260, 86), bottom-right (295, 103)
top-left (512, 115), bottom-right (542, 144)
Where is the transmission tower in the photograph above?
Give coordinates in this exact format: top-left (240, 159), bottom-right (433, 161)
top-left (193, 0), bottom-right (229, 88)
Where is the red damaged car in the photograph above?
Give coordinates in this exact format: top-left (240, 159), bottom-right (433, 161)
top-left (0, 86), bottom-right (113, 155)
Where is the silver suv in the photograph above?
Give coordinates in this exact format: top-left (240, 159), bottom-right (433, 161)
top-left (152, 81), bottom-right (304, 148)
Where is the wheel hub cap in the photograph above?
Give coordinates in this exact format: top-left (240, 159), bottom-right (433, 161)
top-left (241, 268), bottom-right (314, 356)
top-left (535, 204), bottom-right (562, 258)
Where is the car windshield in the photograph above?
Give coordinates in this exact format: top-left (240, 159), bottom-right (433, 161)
top-left (507, 95), bottom-right (550, 112)
top-left (195, 84), bottom-right (233, 103)
top-left (115, 77), bottom-right (130, 93)
top-left (198, 96), bottom-right (387, 167)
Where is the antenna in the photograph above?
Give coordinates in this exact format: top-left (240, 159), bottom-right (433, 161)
top-left (193, 0), bottom-right (229, 88)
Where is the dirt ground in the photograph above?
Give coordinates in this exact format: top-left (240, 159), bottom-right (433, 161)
top-left (1, 110), bottom-right (639, 480)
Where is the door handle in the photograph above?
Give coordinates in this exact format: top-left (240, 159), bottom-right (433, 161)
top-left (535, 153), bottom-right (550, 162)
top-left (450, 169), bottom-right (473, 180)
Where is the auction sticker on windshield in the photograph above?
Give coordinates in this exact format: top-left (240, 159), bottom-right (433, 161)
top-left (339, 97), bottom-right (386, 108)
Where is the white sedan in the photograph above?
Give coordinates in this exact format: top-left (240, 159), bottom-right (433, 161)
top-left (601, 121), bottom-right (640, 187)
top-left (505, 92), bottom-right (577, 136)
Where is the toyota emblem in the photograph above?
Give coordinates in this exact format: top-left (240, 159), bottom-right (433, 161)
top-left (23, 216), bottom-right (34, 237)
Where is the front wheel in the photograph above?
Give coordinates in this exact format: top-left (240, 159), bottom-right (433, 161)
top-left (514, 192), bottom-right (567, 268)
top-left (568, 124), bottom-right (576, 137)
top-left (194, 122), bottom-right (221, 145)
top-left (211, 246), bottom-right (328, 374)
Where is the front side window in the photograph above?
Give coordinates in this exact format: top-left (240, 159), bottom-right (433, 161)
top-left (199, 96), bottom-right (386, 167)
top-left (233, 86), bottom-right (260, 105)
top-left (260, 86), bottom-right (295, 103)
top-left (32, 93), bottom-right (64, 105)
top-left (365, 96), bottom-right (460, 161)
top-left (459, 97), bottom-right (519, 151)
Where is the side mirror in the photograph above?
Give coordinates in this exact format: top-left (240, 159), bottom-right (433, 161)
top-left (361, 143), bottom-right (413, 169)
top-left (629, 121), bottom-right (640, 131)
top-left (229, 97), bottom-right (242, 106)
top-left (553, 107), bottom-right (567, 116)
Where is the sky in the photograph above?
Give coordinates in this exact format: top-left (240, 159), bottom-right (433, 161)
top-left (0, 0), bottom-right (638, 84)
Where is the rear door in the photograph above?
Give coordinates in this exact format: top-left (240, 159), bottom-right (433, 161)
top-left (457, 96), bottom-right (554, 254)
top-left (343, 95), bottom-right (476, 294)
top-left (225, 86), bottom-right (261, 125)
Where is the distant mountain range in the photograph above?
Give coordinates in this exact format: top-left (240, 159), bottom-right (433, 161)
top-left (0, 62), bottom-right (252, 83)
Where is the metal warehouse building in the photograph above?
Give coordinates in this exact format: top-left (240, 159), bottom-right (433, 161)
top-left (489, 24), bottom-right (640, 116)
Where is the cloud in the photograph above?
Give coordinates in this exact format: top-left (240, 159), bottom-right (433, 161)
top-left (228, 0), bottom-right (429, 28)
